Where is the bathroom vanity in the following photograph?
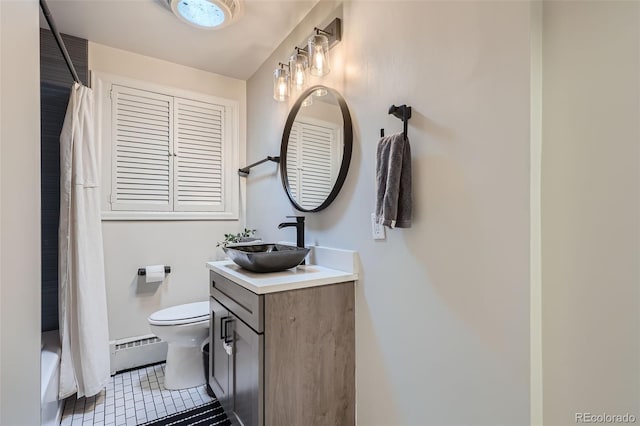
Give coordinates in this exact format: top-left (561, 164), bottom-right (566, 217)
top-left (206, 247), bottom-right (357, 426)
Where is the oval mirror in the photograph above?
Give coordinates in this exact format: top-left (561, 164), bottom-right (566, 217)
top-left (280, 85), bottom-right (353, 212)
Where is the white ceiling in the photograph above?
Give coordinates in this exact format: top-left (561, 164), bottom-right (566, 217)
top-left (40, 0), bottom-right (318, 80)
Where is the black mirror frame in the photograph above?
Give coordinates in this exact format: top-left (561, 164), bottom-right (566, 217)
top-left (280, 85), bottom-right (353, 212)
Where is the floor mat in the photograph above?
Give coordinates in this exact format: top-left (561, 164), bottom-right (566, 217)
top-left (139, 400), bottom-right (230, 426)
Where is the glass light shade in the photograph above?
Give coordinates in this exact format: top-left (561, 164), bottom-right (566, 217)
top-left (314, 87), bottom-right (328, 97)
top-left (308, 34), bottom-right (330, 76)
top-left (273, 67), bottom-right (290, 102)
top-left (289, 53), bottom-right (309, 91)
top-left (301, 95), bottom-right (313, 107)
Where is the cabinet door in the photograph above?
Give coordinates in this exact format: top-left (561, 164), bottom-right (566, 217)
top-left (209, 297), bottom-right (230, 407)
top-left (228, 312), bottom-right (263, 426)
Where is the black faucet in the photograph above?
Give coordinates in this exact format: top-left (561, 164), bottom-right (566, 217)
top-left (278, 216), bottom-right (305, 248)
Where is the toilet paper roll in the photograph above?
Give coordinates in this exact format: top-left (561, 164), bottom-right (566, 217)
top-left (145, 265), bottom-right (165, 283)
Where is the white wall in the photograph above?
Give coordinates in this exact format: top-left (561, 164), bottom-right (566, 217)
top-left (0, 1), bottom-right (42, 424)
top-left (89, 43), bottom-right (246, 340)
top-left (541, 2), bottom-right (640, 424)
top-left (246, 1), bottom-right (532, 424)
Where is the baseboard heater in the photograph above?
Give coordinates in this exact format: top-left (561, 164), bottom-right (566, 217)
top-left (109, 334), bottom-right (168, 375)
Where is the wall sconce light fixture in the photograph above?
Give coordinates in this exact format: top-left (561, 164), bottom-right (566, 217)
top-left (301, 95), bottom-right (313, 107)
top-left (273, 17), bottom-right (341, 102)
top-left (273, 63), bottom-right (290, 102)
top-left (313, 86), bottom-right (328, 97)
top-left (289, 47), bottom-right (309, 92)
top-left (309, 31), bottom-right (330, 76)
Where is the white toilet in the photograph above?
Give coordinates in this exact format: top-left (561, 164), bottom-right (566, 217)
top-left (148, 301), bottom-right (210, 390)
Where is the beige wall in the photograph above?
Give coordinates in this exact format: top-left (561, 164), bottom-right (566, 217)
top-left (530, 1), bottom-right (543, 424)
top-left (247, 1), bottom-right (532, 424)
top-left (89, 43), bottom-right (247, 340)
top-left (0, 1), bottom-right (42, 424)
top-left (541, 1), bottom-right (640, 424)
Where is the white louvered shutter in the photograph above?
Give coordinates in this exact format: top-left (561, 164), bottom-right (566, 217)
top-left (111, 85), bottom-right (173, 211)
top-left (286, 123), bottom-right (300, 200)
top-left (298, 121), bottom-right (335, 209)
top-left (173, 98), bottom-right (225, 212)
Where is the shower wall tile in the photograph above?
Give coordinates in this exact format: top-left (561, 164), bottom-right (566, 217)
top-left (40, 28), bottom-right (88, 332)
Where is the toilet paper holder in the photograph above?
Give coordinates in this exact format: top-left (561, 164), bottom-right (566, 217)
top-left (138, 266), bottom-right (171, 276)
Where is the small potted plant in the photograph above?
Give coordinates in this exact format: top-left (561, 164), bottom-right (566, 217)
top-left (216, 228), bottom-right (259, 248)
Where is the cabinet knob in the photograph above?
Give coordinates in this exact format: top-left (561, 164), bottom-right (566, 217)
top-left (289, 316), bottom-right (296, 322)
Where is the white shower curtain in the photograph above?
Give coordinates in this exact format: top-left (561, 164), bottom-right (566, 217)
top-left (58, 83), bottom-right (110, 399)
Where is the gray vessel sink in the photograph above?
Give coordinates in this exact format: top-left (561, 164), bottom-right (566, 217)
top-left (223, 243), bottom-right (310, 273)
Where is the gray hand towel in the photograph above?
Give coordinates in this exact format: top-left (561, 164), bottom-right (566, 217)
top-left (375, 132), bottom-right (412, 228)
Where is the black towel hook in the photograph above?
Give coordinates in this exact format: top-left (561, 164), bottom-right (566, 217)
top-left (388, 104), bottom-right (412, 140)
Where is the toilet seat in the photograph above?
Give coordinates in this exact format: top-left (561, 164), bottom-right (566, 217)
top-left (148, 301), bottom-right (209, 326)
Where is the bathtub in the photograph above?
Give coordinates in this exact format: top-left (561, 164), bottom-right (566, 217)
top-left (41, 330), bottom-right (63, 426)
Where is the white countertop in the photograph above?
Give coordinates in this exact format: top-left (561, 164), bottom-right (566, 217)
top-left (206, 246), bottom-right (358, 294)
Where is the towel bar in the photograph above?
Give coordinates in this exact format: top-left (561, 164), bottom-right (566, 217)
top-left (381, 104), bottom-right (412, 140)
top-left (238, 156), bottom-right (280, 177)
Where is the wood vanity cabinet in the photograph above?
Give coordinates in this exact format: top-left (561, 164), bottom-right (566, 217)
top-left (208, 270), bottom-right (355, 426)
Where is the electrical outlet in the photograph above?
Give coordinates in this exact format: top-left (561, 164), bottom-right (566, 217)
top-left (371, 213), bottom-right (386, 240)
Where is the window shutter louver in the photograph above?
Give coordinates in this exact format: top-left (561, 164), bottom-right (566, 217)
top-left (111, 85), bottom-right (173, 211)
top-left (99, 72), bottom-right (239, 220)
top-left (295, 121), bottom-right (336, 209)
top-left (173, 98), bottom-right (225, 212)
top-left (286, 123), bottom-right (300, 200)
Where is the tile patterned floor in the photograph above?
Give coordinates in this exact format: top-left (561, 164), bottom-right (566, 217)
top-left (60, 363), bottom-right (214, 426)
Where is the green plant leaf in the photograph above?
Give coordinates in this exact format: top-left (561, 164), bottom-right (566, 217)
top-left (217, 228), bottom-right (258, 248)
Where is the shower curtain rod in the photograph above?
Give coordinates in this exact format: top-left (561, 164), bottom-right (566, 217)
top-left (39, 0), bottom-right (81, 85)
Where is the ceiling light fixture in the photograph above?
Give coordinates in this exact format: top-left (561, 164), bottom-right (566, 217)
top-left (272, 18), bottom-right (342, 103)
top-left (169, 0), bottom-right (241, 30)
